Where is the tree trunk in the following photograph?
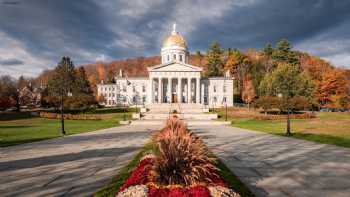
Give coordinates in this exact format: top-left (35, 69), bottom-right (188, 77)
top-left (60, 94), bottom-right (66, 135)
top-left (286, 108), bottom-right (291, 136)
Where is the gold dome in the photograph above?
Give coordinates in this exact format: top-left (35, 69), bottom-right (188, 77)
top-left (163, 33), bottom-right (187, 48)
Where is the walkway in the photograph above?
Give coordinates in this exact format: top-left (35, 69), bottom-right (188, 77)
top-left (190, 124), bottom-right (350, 197)
top-left (0, 125), bottom-right (160, 197)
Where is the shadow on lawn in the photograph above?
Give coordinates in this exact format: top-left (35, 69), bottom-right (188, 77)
top-left (287, 132), bottom-right (350, 148)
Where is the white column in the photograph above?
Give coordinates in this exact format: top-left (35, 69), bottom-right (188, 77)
top-left (201, 83), bottom-right (204, 104)
top-left (177, 78), bottom-right (182, 103)
top-left (196, 77), bottom-right (200, 104)
top-left (148, 77), bottom-right (153, 103)
top-left (168, 77), bottom-right (172, 103)
top-left (187, 78), bottom-right (191, 103)
top-left (158, 78), bottom-right (162, 103)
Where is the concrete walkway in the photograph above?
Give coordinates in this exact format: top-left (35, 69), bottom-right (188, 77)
top-left (0, 125), bottom-right (161, 197)
top-left (189, 125), bottom-right (350, 197)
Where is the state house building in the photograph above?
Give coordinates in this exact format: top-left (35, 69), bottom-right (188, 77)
top-left (97, 24), bottom-right (234, 108)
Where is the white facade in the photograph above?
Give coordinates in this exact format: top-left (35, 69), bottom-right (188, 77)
top-left (97, 25), bottom-right (234, 108)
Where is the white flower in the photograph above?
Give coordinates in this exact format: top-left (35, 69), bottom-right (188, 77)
top-left (208, 186), bottom-right (240, 197)
top-left (140, 153), bottom-right (156, 161)
top-left (116, 184), bottom-right (148, 197)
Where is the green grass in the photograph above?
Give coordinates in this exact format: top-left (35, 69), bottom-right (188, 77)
top-left (215, 158), bottom-right (254, 197)
top-left (215, 108), bottom-right (350, 148)
top-left (0, 112), bottom-right (132, 147)
top-left (95, 142), bottom-right (254, 197)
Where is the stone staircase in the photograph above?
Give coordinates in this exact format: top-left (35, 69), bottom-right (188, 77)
top-left (142, 103), bottom-right (217, 120)
top-left (130, 103), bottom-right (230, 126)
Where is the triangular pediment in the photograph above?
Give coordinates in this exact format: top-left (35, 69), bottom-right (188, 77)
top-left (148, 61), bottom-right (202, 72)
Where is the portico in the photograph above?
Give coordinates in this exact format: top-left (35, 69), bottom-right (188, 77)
top-left (148, 62), bottom-right (202, 104)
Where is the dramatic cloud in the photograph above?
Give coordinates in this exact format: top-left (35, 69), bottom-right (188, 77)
top-left (0, 0), bottom-right (349, 77)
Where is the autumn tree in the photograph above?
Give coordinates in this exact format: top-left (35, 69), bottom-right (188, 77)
top-left (242, 74), bottom-right (256, 110)
top-left (205, 41), bottom-right (223, 76)
top-left (0, 75), bottom-right (19, 110)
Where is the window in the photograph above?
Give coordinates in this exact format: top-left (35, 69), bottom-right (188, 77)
top-left (109, 87), bottom-right (111, 91)
top-left (179, 55), bottom-right (183, 62)
top-left (213, 97), bottom-right (217, 103)
top-left (167, 55), bottom-right (170, 61)
top-left (142, 85), bottom-right (146, 92)
top-left (105, 87), bottom-right (107, 91)
top-left (133, 86), bottom-right (136, 92)
top-left (133, 96), bottom-right (137, 103)
top-left (213, 85), bottom-right (216, 93)
top-left (223, 97), bottom-right (227, 103)
top-left (112, 87), bottom-right (115, 91)
top-left (223, 85), bottom-right (226, 93)
top-left (123, 85), bottom-right (126, 92)
top-left (142, 96), bottom-right (146, 103)
top-left (173, 54), bottom-right (176, 60)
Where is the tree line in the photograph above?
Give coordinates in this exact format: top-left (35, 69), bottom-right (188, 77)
top-left (204, 39), bottom-right (350, 110)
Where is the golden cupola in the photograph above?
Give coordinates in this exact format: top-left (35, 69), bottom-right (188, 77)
top-left (162, 24), bottom-right (187, 49)
top-left (161, 24), bottom-right (189, 64)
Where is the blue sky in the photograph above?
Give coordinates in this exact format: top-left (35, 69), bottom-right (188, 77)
top-left (0, 0), bottom-right (350, 77)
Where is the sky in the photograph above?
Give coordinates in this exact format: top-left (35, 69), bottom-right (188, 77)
top-left (0, 0), bottom-right (350, 78)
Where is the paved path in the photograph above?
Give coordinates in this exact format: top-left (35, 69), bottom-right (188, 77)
top-left (189, 125), bottom-right (350, 197)
top-left (0, 125), bottom-right (161, 197)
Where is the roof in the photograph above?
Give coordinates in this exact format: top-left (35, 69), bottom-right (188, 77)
top-left (148, 61), bottom-right (203, 72)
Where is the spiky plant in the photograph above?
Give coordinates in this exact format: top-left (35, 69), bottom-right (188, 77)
top-left (150, 117), bottom-right (218, 186)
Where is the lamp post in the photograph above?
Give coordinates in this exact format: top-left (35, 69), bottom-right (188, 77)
top-left (278, 93), bottom-right (291, 136)
top-left (60, 91), bottom-right (72, 136)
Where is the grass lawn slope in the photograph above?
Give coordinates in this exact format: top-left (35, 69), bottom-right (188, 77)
top-left (0, 110), bottom-right (132, 147)
top-left (215, 107), bottom-right (350, 148)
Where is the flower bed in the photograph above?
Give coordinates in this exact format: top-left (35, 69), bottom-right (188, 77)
top-left (116, 117), bottom-right (241, 197)
top-left (39, 112), bottom-right (101, 120)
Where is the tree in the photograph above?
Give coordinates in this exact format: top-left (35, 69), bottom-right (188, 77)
top-left (205, 41), bottom-right (223, 76)
top-left (263, 43), bottom-right (274, 57)
top-left (272, 39), bottom-right (299, 65)
top-left (242, 74), bottom-right (256, 110)
top-left (0, 75), bottom-right (20, 111)
top-left (107, 68), bottom-right (116, 83)
top-left (48, 57), bottom-right (76, 135)
top-left (75, 67), bottom-right (93, 95)
top-left (259, 63), bottom-right (315, 135)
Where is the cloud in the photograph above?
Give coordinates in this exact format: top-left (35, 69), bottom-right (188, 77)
top-left (0, 0), bottom-right (349, 78)
top-left (0, 58), bottom-right (24, 66)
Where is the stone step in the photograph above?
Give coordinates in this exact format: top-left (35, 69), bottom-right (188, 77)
top-left (142, 113), bottom-right (218, 120)
top-left (131, 120), bottom-right (230, 126)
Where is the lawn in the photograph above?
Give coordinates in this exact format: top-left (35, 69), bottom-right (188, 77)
top-left (0, 111), bottom-right (131, 147)
top-left (215, 107), bottom-right (350, 148)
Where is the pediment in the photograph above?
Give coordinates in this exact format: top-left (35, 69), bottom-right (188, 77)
top-left (148, 62), bottom-right (202, 72)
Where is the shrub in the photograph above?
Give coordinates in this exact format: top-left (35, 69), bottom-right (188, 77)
top-left (150, 117), bottom-right (218, 187)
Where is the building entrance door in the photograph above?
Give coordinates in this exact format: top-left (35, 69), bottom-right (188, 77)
top-left (172, 94), bottom-right (178, 103)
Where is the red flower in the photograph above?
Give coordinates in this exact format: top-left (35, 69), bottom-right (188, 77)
top-left (148, 187), bottom-right (169, 197)
top-left (168, 188), bottom-right (185, 197)
top-left (119, 158), bottom-right (154, 192)
top-left (187, 186), bottom-right (211, 197)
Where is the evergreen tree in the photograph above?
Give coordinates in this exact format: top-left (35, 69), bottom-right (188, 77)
top-left (263, 43), bottom-right (274, 56)
top-left (206, 41), bottom-right (223, 76)
top-left (75, 67), bottom-right (93, 95)
top-left (48, 57), bottom-right (76, 98)
top-left (272, 39), bottom-right (299, 65)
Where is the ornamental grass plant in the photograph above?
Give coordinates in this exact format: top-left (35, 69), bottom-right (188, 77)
top-left (150, 116), bottom-right (219, 187)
